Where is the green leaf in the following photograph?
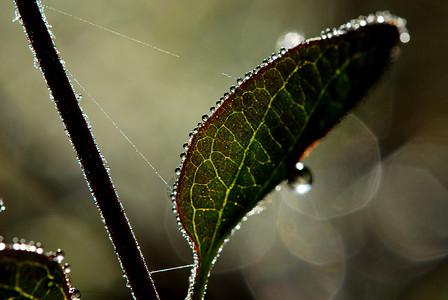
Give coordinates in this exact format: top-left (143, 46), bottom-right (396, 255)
top-left (173, 12), bottom-right (409, 299)
top-left (0, 241), bottom-right (75, 300)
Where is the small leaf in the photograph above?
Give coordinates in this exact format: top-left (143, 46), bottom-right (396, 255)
top-left (0, 239), bottom-right (77, 300)
top-left (173, 11), bottom-right (409, 299)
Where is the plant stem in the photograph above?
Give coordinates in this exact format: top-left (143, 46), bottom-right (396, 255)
top-left (13, 1), bottom-right (159, 299)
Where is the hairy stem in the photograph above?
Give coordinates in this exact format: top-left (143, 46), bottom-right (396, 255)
top-left (14, 1), bottom-right (159, 299)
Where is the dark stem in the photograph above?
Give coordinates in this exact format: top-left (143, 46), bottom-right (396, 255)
top-left (14, 1), bottom-right (159, 299)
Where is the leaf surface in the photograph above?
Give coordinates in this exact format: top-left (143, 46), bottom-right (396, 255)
top-left (173, 12), bottom-right (408, 299)
top-left (0, 243), bottom-right (73, 299)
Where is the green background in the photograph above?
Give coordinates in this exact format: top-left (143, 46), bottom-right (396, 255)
top-left (0, 0), bottom-right (446, 299)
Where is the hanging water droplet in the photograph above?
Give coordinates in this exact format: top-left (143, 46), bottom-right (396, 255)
top-left (202, 114), bottom-right (208, 122)
top-left (236, 77), bottom-right (243, 86)
top-left (63, 263), bottom-right (71, 274)
top-left (245, 72), bottom-right (252, 79)
top-left (56, 248), bottom-right (65, 262)
top-left (400, 32), bottom-right (411, 44)
top-left (183, 143), bottom-right (189, 150)
top-left (210, 106), bottom-right (216, 114)
top-left (229, 85), bottom-right (236, 93)
top-left (71, 289), bottom-right (82, 300)
top-left (287, 162), bottom-right (313, 195)
top-left (174, 167), bottom-right (181, 175)
top-left (223, 92), bottom-right (230, 99)
top-left (180, 152), bottom-right (187, 160)
top-left (280, 47), bottom-right (287, 55)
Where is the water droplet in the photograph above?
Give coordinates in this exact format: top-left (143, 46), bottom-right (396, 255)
top-left (202, 114), bottom-right (208, 122)
top-left (71, 289), bottom-right (82, 300)
top-left (367, 14), bottom-right (375, 24)
top-left (29, 244), bottom-right (37, 252)
top-left (63, 263), bottom-right (71, 273)
top-left (183, 143), bottom-right (189, 150)
top-left (229, 85), bottom-right (236, 93)
top-left (33, 57), bottom-right (40, 69)
top-left (245, 72), bottom-right (252, 79)
top-left (209, 106), bottom-right (216, 114)
top-left (400, 32), bottom-right (410, 43)
top-left (13, 242), bottom-right (19, 250)
top-left (174, 167), bottom-right (181, 175)
top-left (0, 199), bottom-right (5, 212)
top-left (180, 152), bottom-right (187, 160)
top-left (12, 9), bottom-right (21, 23)
top-left (56, 249), bottom-right (65, 262)
top-left (20, 243), bottom-right (27, 251)
top-left (236, 77), bottom-right (243, 86)
top-left (223, 92), bottom-right (230, 99)
top-left (287, 162), bottom-right (313, 195)
top-left (280, 47), bottom-right (287, 55)
top-left (276, 32), bottom-right (305, 50)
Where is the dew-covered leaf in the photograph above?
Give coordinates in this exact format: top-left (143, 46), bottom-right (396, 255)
top-left (173, 12), bottom-right (409, 299)
top-left (0, 239), bottom-right (77, 300)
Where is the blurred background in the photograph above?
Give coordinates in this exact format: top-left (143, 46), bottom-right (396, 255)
top-left (0, 0), bottom-right (447, 299)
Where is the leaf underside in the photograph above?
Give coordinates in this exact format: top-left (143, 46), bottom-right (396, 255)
top-left (0, 248), bottom-right (70, 299)
top-left (174, 12), bottom-right (407, 299)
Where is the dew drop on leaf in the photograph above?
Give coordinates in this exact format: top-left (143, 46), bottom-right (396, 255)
top-left (276, 31), bottom-right (305, 51)
top-left (71, 289), bottom-right (82, 300)
top-left (55, 248), bottom-right (65, 263)
top-left (0, 199), bottom-right (4, 212)
top-left (180, 152), bottom-right (187, 160)
top-left (63, 263), bottom-right (71, 274)
top-left (287, 162), bottom-right (313, 195)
